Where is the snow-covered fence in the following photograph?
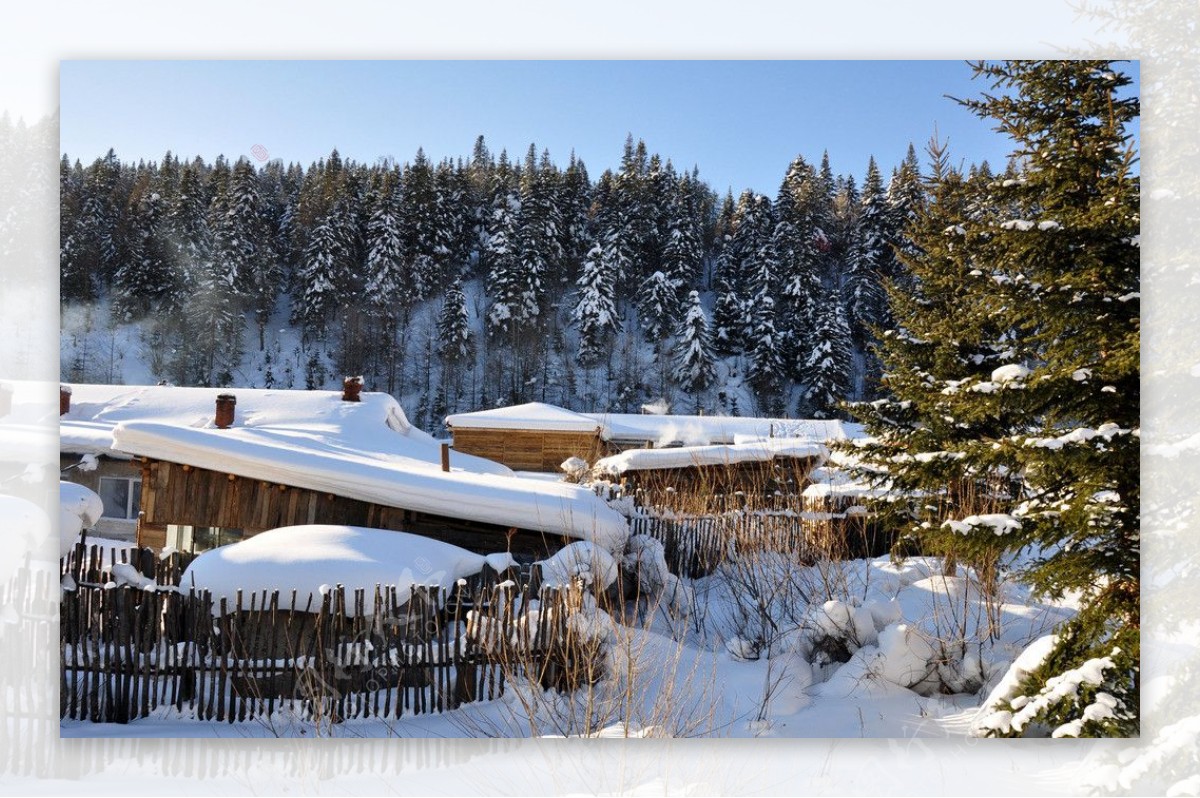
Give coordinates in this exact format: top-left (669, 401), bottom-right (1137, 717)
top-left (59, 567), bottom-right (586, 725)
top-left (61, 543), bottom-right (194, 589)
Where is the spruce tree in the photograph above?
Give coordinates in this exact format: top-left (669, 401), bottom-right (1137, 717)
top-left (800, 290), bottom-right (853, 418)
top-left (673, 289), bottom-right (716, 395)
top-left (437, 278), bottom-right (474, 365)
top-left (572, 242), bottom-right (619, 369)
top-left (852, 60), bottom-right (1140, 737)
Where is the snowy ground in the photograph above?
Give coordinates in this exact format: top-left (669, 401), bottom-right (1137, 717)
top-left (60, 547), bottom-right (1072, 740)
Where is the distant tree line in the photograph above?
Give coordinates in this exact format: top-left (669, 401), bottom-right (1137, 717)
top-left (60, 133), bottom-right (940, 425)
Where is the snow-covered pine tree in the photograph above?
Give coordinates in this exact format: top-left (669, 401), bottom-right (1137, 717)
top-left (483, 188), bottom-right (523, 336)
top-left (398, 148), bottom-right (440, 300)
top-left (292, 207), bottom-right (347, 344)
top-left (638, 268), bottom-right (680, 396)
top-left (362, 174), bottom-right (408, 393)
top-left (886, 143), bottom-right (925, 292)
top-left (572, 241), bottom-right (619, 369)
top-left (851, 60), bottom-right (1140, 737)
top-left (775, 156), bottom-right (826, 378)
top-left (957, 60), bottom-right (1140, 738)
top-left (59, 155), bottom-right (93, 303)
top-left (638, 269), bottom-right (678, 344)
top-left (800, 289), bottom-right (853, 418)
top-left (223, 157), bottom-right (279, 351)
top-left (149, 163), bottom-right (211, 384)
top-left (437, 277), bottom-right (474, 365)
top-left (710, 279), bottom-right (744, 356)
top-left (844, 156), bottom-right (892, 396)
top-left (660, 189), bottom-right (704, 298)
top-left (672, 289), bottom-right (716, 396)
top-left (745, 234), bottom-right (786, 414)
top-left (111, 179), bottom-right (170, 321)
top-left (437, 277), bottom-right (475, 410)
top-left (559, 151), bottom-right (592, 280)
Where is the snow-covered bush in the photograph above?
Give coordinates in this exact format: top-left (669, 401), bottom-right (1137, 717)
top-left (537, 541), bottom-right (620, 593)
top-left (622, 535), bottom-right (693, 623)
top-left (559, 456), bottom-right (590, 483)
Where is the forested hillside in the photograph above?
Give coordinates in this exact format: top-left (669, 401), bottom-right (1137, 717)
top-left (60, 133), bottom-right (942, 431)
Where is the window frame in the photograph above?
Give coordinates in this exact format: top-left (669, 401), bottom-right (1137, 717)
top-left (97, 475), bottom-right (142, 520)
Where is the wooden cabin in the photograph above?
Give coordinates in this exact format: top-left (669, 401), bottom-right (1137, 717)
top-left (597, 446), bottom-right (826, 514)
top-left (132, 457), bottom-right (569, 559)
top-left (445, 402), bottom-right (613, 472)
top-left (60, 384), bottom-right (627, 561)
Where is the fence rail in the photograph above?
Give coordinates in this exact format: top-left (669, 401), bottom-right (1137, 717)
top-left (60, 552), bottom-right (582, 725)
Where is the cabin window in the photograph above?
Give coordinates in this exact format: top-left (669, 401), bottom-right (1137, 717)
top-left (170, 525), bottom-right (245, 554)
top-left (98, 476), bottom-right (141, 520)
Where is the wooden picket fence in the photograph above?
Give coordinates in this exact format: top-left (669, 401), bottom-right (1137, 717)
top-left (60, 557), bottom-right (586, 725)
top-left (60, 540), bottom-right (195, 588)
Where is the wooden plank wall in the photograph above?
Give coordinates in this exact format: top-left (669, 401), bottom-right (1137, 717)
top-left (449, 428), bottom-right (609, 472)
top-left (136, 459), bottom-right (569, 558)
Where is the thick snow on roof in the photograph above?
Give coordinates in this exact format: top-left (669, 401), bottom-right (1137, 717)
top-left (61, 384), bottom-right (508, 475)
top-left (591, 414), bottom-right (860, 445)
top-left (445, 402), bottom-right (602, 433)
top-left (114, 420), bottom-right (629, 549)
top-left (444, 401), bottom-right (863, 445)
top-left (593, 438), bottom-right (828, 476)
top-left (68, 384), bottom-right (629, 551)
top-left (181, 525), bottom-right (512, 615)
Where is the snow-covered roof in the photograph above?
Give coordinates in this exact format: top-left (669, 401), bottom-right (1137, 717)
top-left (444, 402), bottom-right (863, 446)
top-left (590, 413), bottom-right (858, 445)
top-left (593, 438), bottom-right (829, 476)
top-left (63, 385), bottom-right (630, 551)
top-left (444, 402), bottom-right (602, 433)
top-left (60, 384), bottom-right (508, 475)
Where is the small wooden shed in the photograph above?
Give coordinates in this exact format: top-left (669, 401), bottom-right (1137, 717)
top-left (592, 441), bottom-right (827, 513)
top-left (445, 403), bottom-right (612, 472)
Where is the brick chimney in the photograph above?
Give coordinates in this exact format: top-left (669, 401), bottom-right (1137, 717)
top-left (342, 376), bottom-right (363, 402)
top-left (215, 394), bottom-right (236, 429)
top-left (60, 384), bottom-right (72, 416)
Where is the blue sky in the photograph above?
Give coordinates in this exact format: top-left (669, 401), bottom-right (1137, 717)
top-left (59, 60), bottom-right (1139, 195)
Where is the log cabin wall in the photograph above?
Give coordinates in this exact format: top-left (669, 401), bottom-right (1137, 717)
top-left (448, 427), bottom-right (611, 472)
top-left (134, 459), bottom-right (570, 559)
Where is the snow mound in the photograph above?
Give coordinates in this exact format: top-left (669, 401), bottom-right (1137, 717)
top-left (537, 541), bottom-right (619, 591)
top-left (181, 525), bottom-right (491, 615)
top-left (60, 480), bottom-right (104, 527)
